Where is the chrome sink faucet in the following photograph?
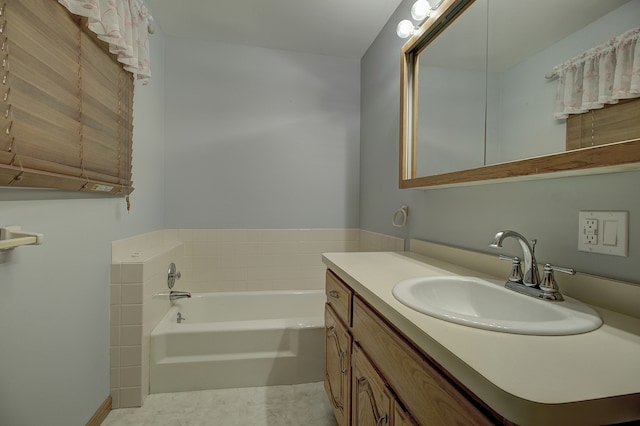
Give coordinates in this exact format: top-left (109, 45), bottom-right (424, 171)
top-left (489, 230), bottom-right (575, 301)
top-left (489, 230), bottom-right (540, 287)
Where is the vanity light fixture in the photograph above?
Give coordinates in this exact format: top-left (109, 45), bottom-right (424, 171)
top-left (411, 0), bottom-right (431, 20)
top-left (396, 0), bottom-right (443, 39)
top-left (396, 19), bottom-right (419, 38)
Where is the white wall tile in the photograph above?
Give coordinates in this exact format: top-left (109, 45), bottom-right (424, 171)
top-left (110, 264), bottom-right (122, 284)
top-left (121, 263), bottom-right (144, 283)
top-left (110, 367), bottom-right (120, 389)
top-left (110, 389), bottom-right (120, 410)
top-left (121, 305), bottom-right (142, 325)
top-left (120, 346), bottom-right (141, 367)
top-left (110, 284), bottom-right (121, 306)
top-left (359, 229), bottom-right (405, 252)
top-left (119, 387), bottom-right (142, 408)
top-left (110, 326), bottom-right (120, 347)
top-left (121, 285), bottom-right (143, 304)
top-left (110, 306), bottom-right (121, 326)
top-left (120, 325), bottom-right (142, 346)
top-left (120, 366), bottom-right (142, 388)
top-left (110, 347), bottom-right (120, 368)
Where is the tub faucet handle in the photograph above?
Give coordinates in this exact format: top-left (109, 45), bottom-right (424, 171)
top-left (167, 262), bottom-right (182, 289)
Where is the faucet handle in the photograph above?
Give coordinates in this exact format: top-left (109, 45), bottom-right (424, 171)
top-left (539, 264), bottom-right (575, 301)
top-left (545, 264), bottom-right (576, 276)
top-left (167, 262), bottom-right (182, 289)
top-left (499, 255), bottom-right (523, 283)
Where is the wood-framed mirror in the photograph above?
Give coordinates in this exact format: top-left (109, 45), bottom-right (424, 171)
top-left (399, 0), bottom-right (640, 189)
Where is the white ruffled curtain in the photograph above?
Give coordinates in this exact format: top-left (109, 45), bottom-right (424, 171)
top-left (58, 0), bottom-right (153, 84)
top-left (553, 27), bottom-right (640, 120)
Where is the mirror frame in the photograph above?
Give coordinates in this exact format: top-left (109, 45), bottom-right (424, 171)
top-left (399, 0), bottom-right (640, 189)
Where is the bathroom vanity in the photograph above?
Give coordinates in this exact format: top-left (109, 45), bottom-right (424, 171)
top-left (322, 242), bottom-right (640, 425)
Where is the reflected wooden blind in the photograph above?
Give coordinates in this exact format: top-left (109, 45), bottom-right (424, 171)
top-left (0, 0), bottom-right (133, 195)
top-left (566, 98), bottom-right (640, 150)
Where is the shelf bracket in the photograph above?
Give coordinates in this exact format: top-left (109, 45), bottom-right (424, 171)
top-left (0, 226), bottom-right (44, 251)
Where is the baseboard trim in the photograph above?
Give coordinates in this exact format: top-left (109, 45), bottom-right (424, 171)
top-left (86, 396), bottom-right (112, 426)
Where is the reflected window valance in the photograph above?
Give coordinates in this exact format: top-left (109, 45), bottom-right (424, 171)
top-left (57, 0), bottom-right (153, 84)
top-left (553, 27), bottom-right (640, 120)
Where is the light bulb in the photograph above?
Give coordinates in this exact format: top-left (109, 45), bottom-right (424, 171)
top-left (411, 0), bottom-right (431, 21)
top-left (396, 19), bottom-right (415, 39)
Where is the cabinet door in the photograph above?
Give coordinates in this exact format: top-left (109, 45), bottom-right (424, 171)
top-left (392, 402), bottom-right (418, 426)
top-left (352, 297), bottom-right (494, 425)
top-left (325, 305), bottom-right (352, 426)
top-left (351, 344), bottom-right (391, 426)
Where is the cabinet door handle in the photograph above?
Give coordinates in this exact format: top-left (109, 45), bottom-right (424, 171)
top-left (341, 368), bottom-right (347, 375)
top-left (326, 325), bottom-right (335, 336)
top-left (328, 290), bottom-right (340, 298)
top-left (339, 350), bottom-right (347, 360)
top-left (376, 413), bottom-right (388, 426)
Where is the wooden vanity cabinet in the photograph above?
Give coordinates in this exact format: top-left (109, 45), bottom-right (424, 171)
top-left (392, 402), bottom-right (418, 426)
top-left (351, 343), bottom-right (392, 426)
top-left (325, 270), bottom-right (354, 426)
top-left (325, 304), bottom-right (352, 426)
top-left (352, 296), bottom-right (495, 425)
top-left (351, 342), bottom-right (421, 426)
top-left (324, 269), bottom-right (498, 426)
top-left (326, 270), bottom-right (353, 326)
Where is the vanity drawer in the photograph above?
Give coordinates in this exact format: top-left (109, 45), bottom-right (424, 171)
top-left (326, 270), bottom-right (353, 326)
top-left (352, 296), bottom-right (495, 426)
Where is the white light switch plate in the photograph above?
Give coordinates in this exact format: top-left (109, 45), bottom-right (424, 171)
top-left (578, 211), bottom-right (628, 256)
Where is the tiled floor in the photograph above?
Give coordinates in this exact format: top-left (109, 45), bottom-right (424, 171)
top-left (103, 382), bottom-right (338, 426)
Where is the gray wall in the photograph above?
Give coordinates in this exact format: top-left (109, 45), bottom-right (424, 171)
top-left (163, 37), bottom-right (361, 229)
top-left (360, 0), bottom-right (640, 283)
top-left (0, 31), bottom-right (166, 426)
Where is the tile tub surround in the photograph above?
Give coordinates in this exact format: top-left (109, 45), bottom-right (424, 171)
top-left (110, 229), bottom-right (403, 408)
top-left (180, 229), bottom-right (403, 293)
top-left (111, 240), bottom-right (185, 408)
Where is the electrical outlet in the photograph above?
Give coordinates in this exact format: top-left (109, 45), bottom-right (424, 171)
top-left (578, 211), bottom-right (628, 256)
top-left (585, 234), bottom-right (597, 245)
top-left (581, 219), bottom-right (598, 245)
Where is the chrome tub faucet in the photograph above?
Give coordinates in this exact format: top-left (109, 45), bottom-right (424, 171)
top-left (170, 290), bottom-right (191, 301)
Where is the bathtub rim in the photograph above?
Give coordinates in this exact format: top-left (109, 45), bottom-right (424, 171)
top-left (151, 289), bottom-right (326, 335)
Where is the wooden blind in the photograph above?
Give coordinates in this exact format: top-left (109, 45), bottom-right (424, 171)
top-left (566, 98), bottom-right (640, 150)
top-left (0, 0), bottom-right (133, 195)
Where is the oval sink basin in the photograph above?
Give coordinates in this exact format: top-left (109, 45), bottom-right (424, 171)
top-left (392, 276), bottom-right (602, 335)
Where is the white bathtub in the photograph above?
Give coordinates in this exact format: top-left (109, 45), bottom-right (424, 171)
top-left (150, 290), bottom-right (326, 393)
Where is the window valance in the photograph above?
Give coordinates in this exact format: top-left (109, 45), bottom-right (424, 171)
top-left (57, 0), bottom-right (153, 84)
top-left (553, 27), bottom-right (640, 120)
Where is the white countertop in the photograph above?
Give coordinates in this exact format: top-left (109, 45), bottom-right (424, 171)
top-left (322, 250), bottom-right (640, 425)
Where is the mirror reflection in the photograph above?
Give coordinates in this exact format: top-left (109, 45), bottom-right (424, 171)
top-left (415, 0), bottom-right (487, 176)
top-left (409, 0), bottom-right (638, 181)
